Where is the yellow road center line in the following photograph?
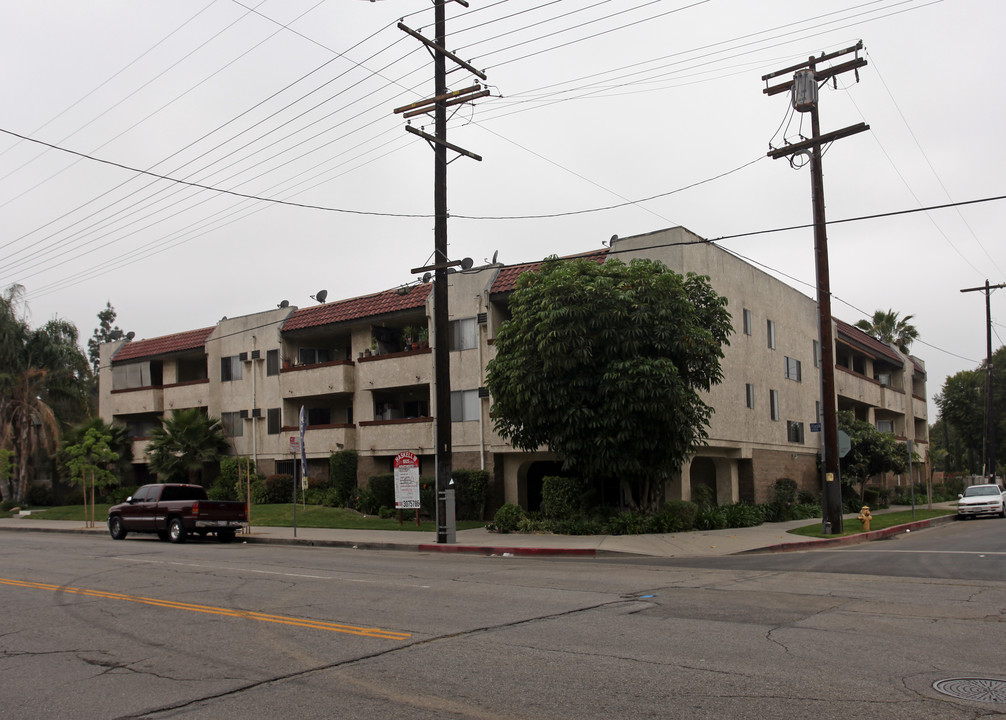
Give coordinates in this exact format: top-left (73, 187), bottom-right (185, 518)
top-left (0, 577), bottom-right (410, 640)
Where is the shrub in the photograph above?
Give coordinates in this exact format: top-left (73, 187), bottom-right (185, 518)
top-left (493, 503), bottom-right (526, 533)
top-left (540, 476), bottom-right (583, 520)
top-left (303, 488), bottom-right (327, 506)
top-left (353, 486), bottom-right (380, 515)
top-left (105, 486), bottom-right (135, 505)
top-left (554, 518), bottom-right (606, 535)
top-left (207, 477), bottom-right (238, 501)
top-left (790, 502), bottom-right (822, 520)
top-left (453, 469), bottom-right (490, 521)
top-left (605, 511), bottom-right (649, 536)
top-left (25, 484), bottom-right (54, 507)
top-left (517, 516), bottom-right (551, 533)
top-left (220, 457), bottom-right (257, 499)
top-left (797, 489), bottom-right (818, 505)
top-left (367, 474), bottom-right (395, 509)
top-left (721, 502), bottom-right (764, 528)
top-left (321, 487), bottom-right (341, 507)
top-left (329, 450), bottom-right (358, 506)
top-left (772, 478), bottom-right (798, 505)
top-left (378, 506), bottom-right (395, 519)
top-left (1, 500), bottom-right (18, 512)
top-left (62, 490), bottom-right (85, 506)
top-left (249, 480), bottom-right (269, 505)
top-left (420, 478), bottom-right (436, 517)
top-left (263, 474), bottom-right (294, 504)
top-left (649, 500), bottom-right (698, 532)
top-left (694, 506), bottom-right (729, 530)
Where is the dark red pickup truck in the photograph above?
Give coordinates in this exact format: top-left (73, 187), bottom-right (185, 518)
top-left (107, 483), bottom-right (247, 543)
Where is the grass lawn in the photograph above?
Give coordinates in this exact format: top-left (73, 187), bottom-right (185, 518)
top-left (789, 507), bottom-right (955, 539)
top-left (15, 503), bottom-right (484, 532)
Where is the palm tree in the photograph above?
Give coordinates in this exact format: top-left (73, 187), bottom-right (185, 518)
top-left (0, 285), bottom-right (91, 503)
top-left (146, 408), bottom-right (231, 484)
top-left (854, 309), bottom-right (920, 354)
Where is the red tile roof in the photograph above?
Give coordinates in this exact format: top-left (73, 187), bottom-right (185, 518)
top-left (283, 284), bottom-right (432, 332)
top-left (835, 318), bottom-right (903, 365)
top-left (112, 327), bottom-right (215, 363)
top-left (490, 250), bottom-right (608, 295)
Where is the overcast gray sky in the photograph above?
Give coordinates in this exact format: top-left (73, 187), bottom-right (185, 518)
top-left (1, 0), bottom-right (1001, 410)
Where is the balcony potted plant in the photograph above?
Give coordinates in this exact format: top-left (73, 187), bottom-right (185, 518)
top-left (418, 326), bottom-right (429, 349)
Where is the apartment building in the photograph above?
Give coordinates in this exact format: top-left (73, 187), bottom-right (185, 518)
top-left (98, 226), bottom-right (929, 507)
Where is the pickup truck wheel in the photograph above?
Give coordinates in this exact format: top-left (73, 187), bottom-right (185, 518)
top-left (218, 529), bottom-right (236, 543)
top-left (108, 515), bottom-right (127, 540)
top-left (168, 518), bottom-right (187, 543)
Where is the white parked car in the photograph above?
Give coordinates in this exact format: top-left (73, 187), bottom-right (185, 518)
top-left (956, 483), bottom-right (1006, 519)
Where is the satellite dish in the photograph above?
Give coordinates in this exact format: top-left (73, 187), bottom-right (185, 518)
top-left (278, 300), bottom-right (289, 308)
top-left (108, 330), bottom-right (123, 340)
top-left (311, 289), bottom-right (328, 304)
top-left (125, 331), bottom-right (135, 341)
top-left (492, 250), bottom-right (498, 264)
top-left (460, 257), bottom-right (474, 271)
top-left (422, 272), bottom-right (432, 284)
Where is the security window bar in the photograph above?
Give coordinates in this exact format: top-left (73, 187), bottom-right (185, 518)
top-left (787, 421), bottom-right (805, 444)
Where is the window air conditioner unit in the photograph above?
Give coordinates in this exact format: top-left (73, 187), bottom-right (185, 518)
top-left (239, 352), bottom-right (249, 362)
top-left (250, 349), bottom-right (261, 360)
top-left (239, 409), bottom-right (249, 419)
top-left (251, 408), bottom-right (262, 418)
top-left (478, 386), bottom-right (490, 398)
top-left (477, 312), bottom-right (488, 324)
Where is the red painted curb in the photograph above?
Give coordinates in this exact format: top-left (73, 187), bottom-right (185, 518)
top-left (417, 544), bottom-right (596, 557)
top-left (747, 515), bottom-right (950, 554)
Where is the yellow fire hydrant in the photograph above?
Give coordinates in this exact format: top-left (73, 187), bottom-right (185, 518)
top-left (858, 506), bottom-right (872, 532)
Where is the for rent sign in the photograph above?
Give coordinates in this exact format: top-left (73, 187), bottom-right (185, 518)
top-left (393, 451), bottom-right (421, 509)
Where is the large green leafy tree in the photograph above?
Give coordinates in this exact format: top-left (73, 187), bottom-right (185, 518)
top-left (0, 284), bottom-right (91, 503)
top-left (935, 345), bottom-right (1006, 475)
top-left (838, 411), bottom-right (910, 501)
top-left (146, 408), bottom-right (230, 484)
top-left (486, 257), bottom-right (732, 513)
top-left (854, 309), bottom-right (920, 354)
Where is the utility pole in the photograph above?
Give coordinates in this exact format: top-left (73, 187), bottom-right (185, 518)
top-left (960, 280), bottom-right (1005, 481)
top-left (763, 42), bottom-right (869, 534)
top-left (395, 0), bottom-right (487, 543)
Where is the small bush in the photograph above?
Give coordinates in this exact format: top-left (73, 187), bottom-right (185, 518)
top-left (105, 486), bottom-right (136, 505)
top-left (207, 477), bottom-right (238, 501)
top-left (540, 476), bottom-right (583, 520)
top-left (249, 480), bottom-right (269, 505)
top-left (321, 487), bottom-right (341, 507)
top-left (329, 450), bottom-right (358, 506)
top-left (694, 506), bottom-right (729, 531)
top-left (493, 503), bottom-right (526, 533)
top-left (649, 500), bottom-right (698, 533)
top-left (797, 489), bottom-right (818, 505)
top-left (353, 486), bottom-right (380, 515)
top-left (303, 488), bottom-right (327, 506)
top-left (378, 506), bottom-right (395, 519)
top-left (62, 490), bottom-right (84, 506)
top-left (721, 502), bottom-right (764, 528)
top-left (25, 484), bottom-right (54, 506)
top-left (605, 511), bottom-right (649, 536)
top-left (453, 469), bottom-right (490, 521)
top-left (367, 474), bottom-right (395, 509)
top-left (262, 474), bottom-right (294, 504)
top-left (0, 500), bottom-right (18, 512)
top-left (772, 478), bottom-right (798, 505)
top-left (554, 518), bottom-right (605, 535)
top-left (516, 516), bottom-right (551, 534)
top-left (420, 478), bottom-right (436, 517)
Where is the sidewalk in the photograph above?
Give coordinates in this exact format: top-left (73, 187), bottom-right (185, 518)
top-left (0, 503), bottom-right (957, 558)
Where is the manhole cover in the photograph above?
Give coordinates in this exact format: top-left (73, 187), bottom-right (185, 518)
top-left (933, 678), bottom-right (1006, 703)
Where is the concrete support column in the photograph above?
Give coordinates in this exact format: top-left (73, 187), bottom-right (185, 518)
top-left (666, 458), bottom-right (692, 502)
top-left (713, 458), bottom-right (739, 505)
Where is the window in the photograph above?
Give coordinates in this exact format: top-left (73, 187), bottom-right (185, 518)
top-left (307, 407), bottom-right (331, 426)
top-left (451, 389), bottom-right (480, 422)
top-left (112, 361), bottom-right (161, 390)
top-left (297, 348), bottom-right (331, 365)
top-left (770, 389), bottom-right (779, 421)
top-left (450, 318), bottom-right (478, 351)
top-left (767, 320), bottom-right (776, 349)
top-left (813, 340), bottom-right (820, 368)
top-left (877, 419), bottom-right (894, 434)
top-left (221, 356), bottom-right (242, 382)
top-left (221, 411), bottom-right (243, 437)
top-left (267, 408), bottom-right (281, 435)
top-left (742, 309), bottom-right (753, 335)
top-left (745, 383), bottom-right (755, 409)
top-left (267, 349), bottom-right (280, 376)
top-left (787, 421), bottom-right (805, 444)
top-left (784, 356), bottom-right (802, 381)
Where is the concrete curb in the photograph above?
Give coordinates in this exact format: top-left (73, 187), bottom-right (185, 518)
top-left (417, 544), bottom-right (597, 557)
top-left (738, 513), bottom-right (959, 554)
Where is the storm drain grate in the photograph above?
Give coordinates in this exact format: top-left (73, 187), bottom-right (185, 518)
top-left (933, 678), bottom-right (1006, 703)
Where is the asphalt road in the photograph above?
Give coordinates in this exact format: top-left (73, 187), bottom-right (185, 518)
top-left (1, 521), bottom-right (1005, 719)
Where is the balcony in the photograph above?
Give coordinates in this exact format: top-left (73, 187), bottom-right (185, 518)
top-left (880, 385), bottom-right (906, 414)
top-left (282, 424), bottom-right (357, 456)
top-left (163, 379), bottom-right (209, 411)
top-left (357, 348), bottom-right (432, 390)
top-left (835, 367), bottom-right (882, 408)
top-left (359, 417), bottom-right (433, 455)
top-left (282, 360), bottom-right (355, 398)
top-left (110, 386), bottom-right (163, 416)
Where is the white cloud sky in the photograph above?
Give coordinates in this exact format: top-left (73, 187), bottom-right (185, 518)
top-left (1, 0), bottom-right (1002, 411)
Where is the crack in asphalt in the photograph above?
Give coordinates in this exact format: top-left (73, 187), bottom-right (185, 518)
top-left (113, 598), bottom-right (633, 719)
